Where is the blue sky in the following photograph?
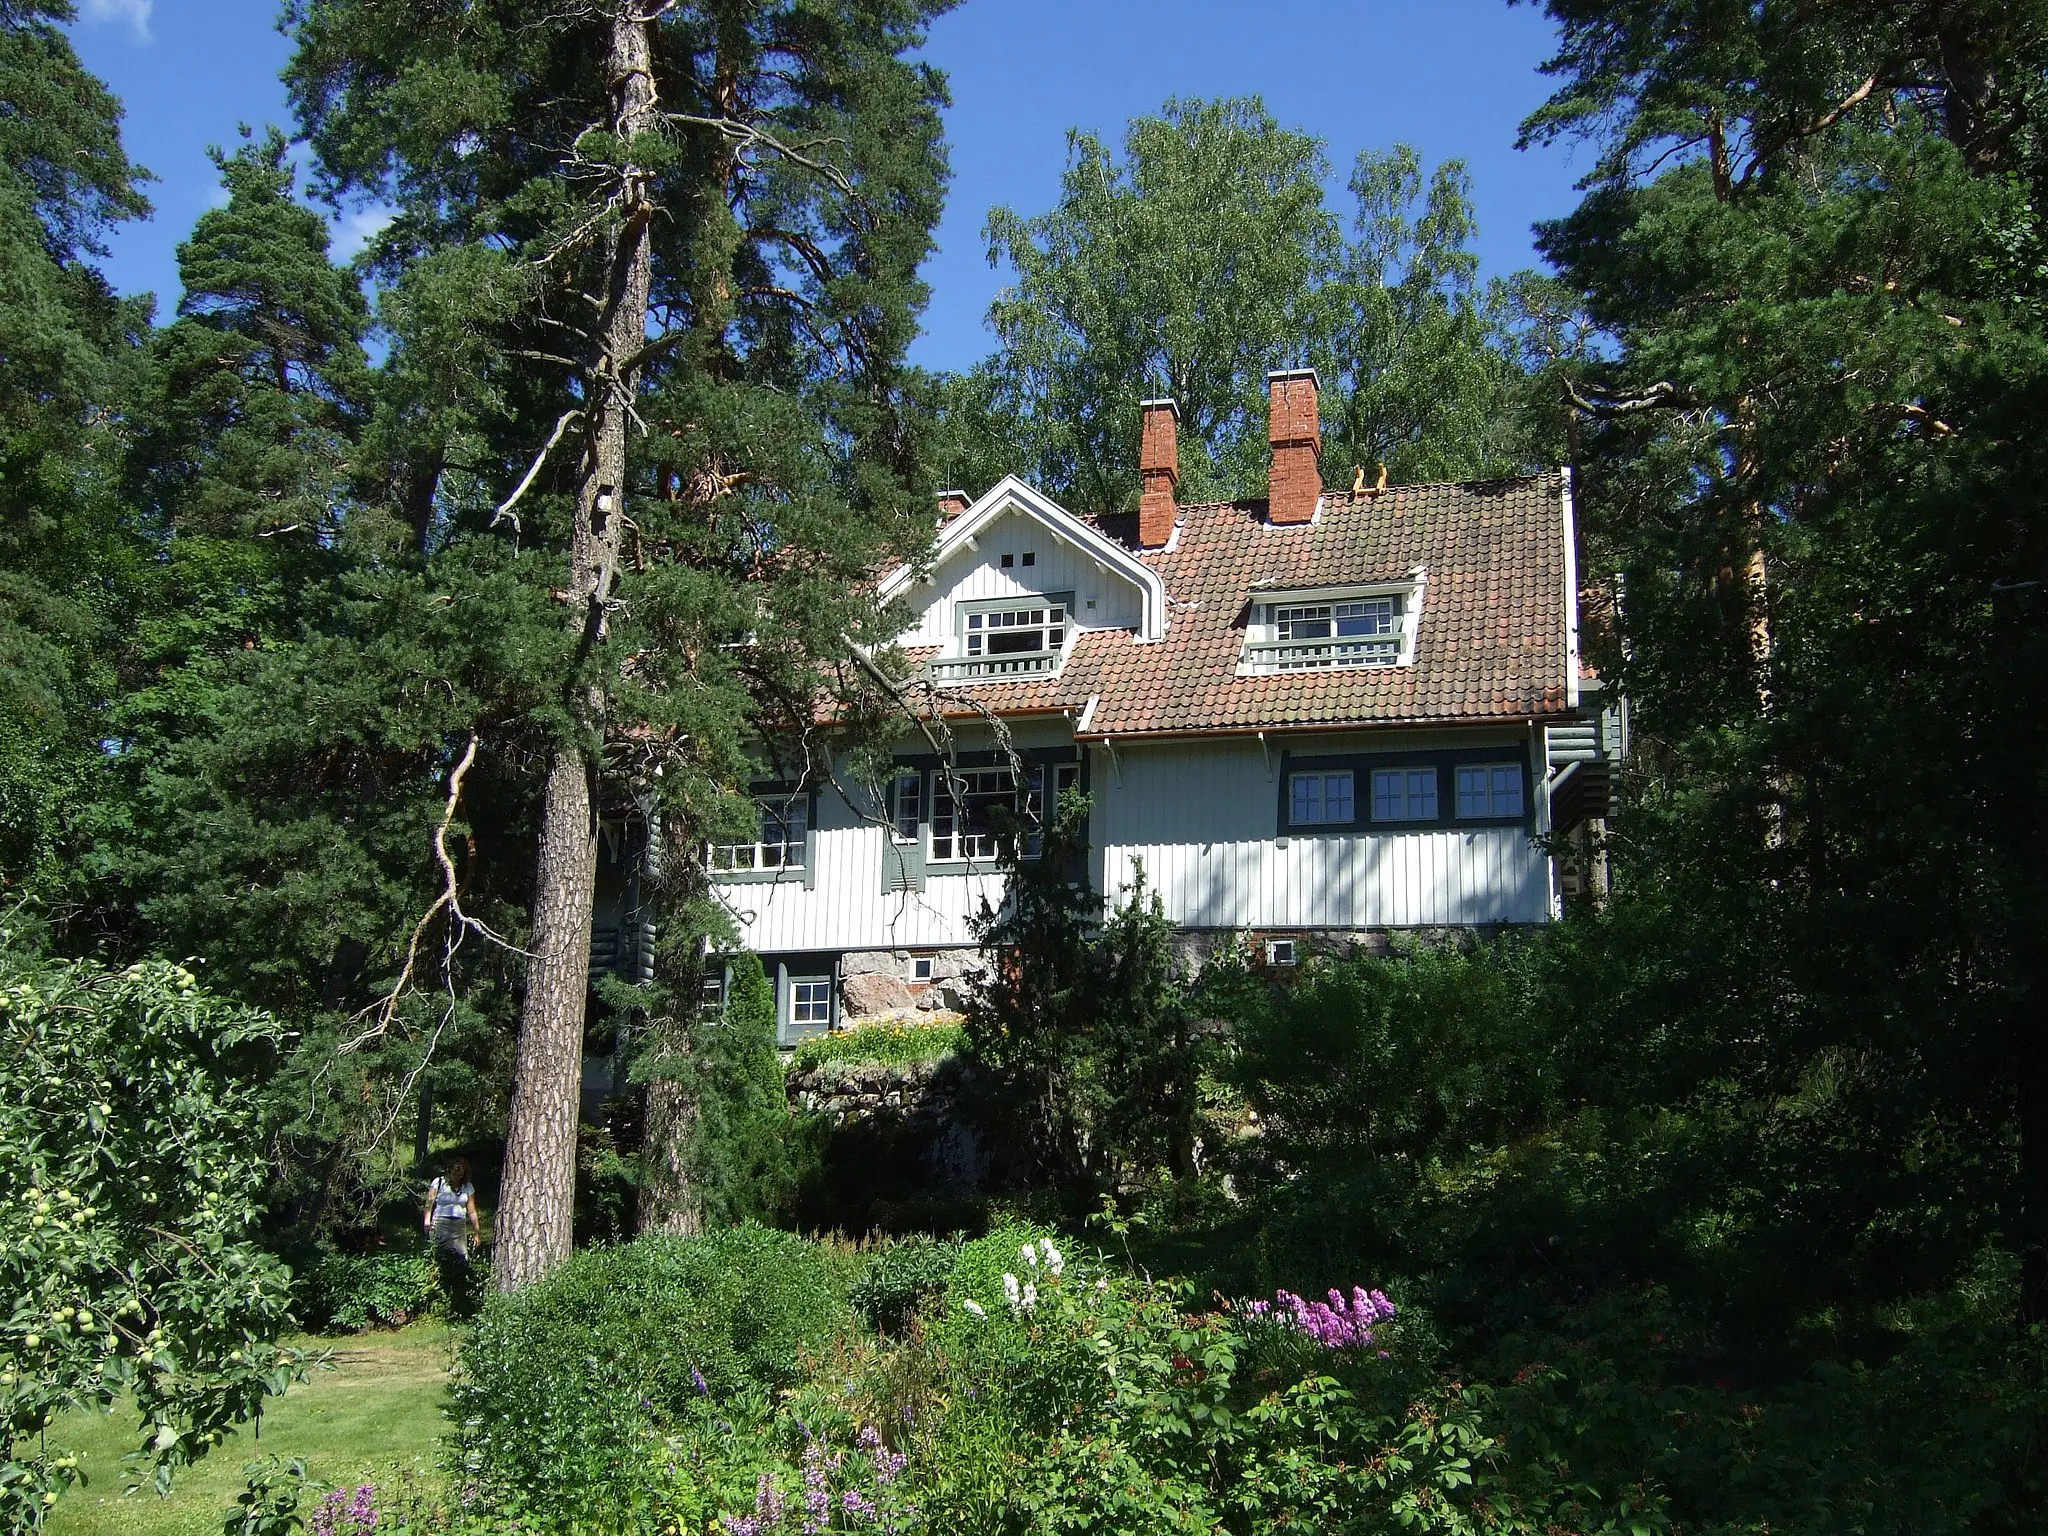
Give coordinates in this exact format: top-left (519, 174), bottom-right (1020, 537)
top-left (68, 0), bottom-right (1585, 374)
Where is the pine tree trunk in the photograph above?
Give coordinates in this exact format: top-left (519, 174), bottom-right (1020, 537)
top-left (639, 1053), bottom-right (703, 1238)
top-left (495, 9), bottom-right (657, 1291)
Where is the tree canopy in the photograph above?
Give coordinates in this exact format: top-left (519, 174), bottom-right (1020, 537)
top-left (929, 95), bottom-right (1569, 510)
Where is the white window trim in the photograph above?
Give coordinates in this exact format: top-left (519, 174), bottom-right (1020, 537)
top-left (1238, 571), bottom-right (1426, 676)
top-left (876, 476), bottom-right (1167, 642)
top-left (926, 761), bottom-right (1077, 864)
top-left (788, 975), bottom-right (832, 1029)
top-left (1454, 761), bottom-right (1527, 821)
top-left (929, 593), bottom-right (1075, 686)
top-left (707, 794), bottom-right (808, 872)
top-left (1288, 768), bottom-right (1356, 827)
top-left (888, 771), bottom-right (922, 844)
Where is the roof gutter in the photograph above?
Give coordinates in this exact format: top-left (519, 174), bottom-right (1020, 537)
top-left (1075, 711), bottom-right (1577, 747)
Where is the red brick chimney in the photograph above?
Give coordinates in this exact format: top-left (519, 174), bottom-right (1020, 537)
top-left (936, 489), bottom-right (970, 522)
top-left (1267, 369), bottom-right (1322, 525)
top-left (1137, 398), bottom-right (1180, 548)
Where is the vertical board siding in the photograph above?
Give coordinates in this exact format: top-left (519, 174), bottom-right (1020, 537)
top-left (903, 510), bottom-right (1145, 647)
top-left (719, 735), bottom-right (1552, 955)
top-left (1095, 740), bottom-right (1550, 929)
top-left (721, 771), bottom-right (1004, 953)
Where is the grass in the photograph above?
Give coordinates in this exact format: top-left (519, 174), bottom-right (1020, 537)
top-left (789, 1018), bottom-right (964, 1071)
top-left (47, 1323), bottom-right (454, 1536)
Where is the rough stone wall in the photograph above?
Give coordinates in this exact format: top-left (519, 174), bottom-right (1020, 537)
top-left (839, 948), bottom-right (987, 1023)
top-left (1166, 925), bottom-right (1513, 972)
top-left (785, 1051), bottom-right (991, 1191)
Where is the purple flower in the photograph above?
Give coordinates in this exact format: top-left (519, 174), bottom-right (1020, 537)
top-left (1249, 1283), bottom-right (1396, 1350)
top-left (801, 1440), bottom-right (832, 1534)
top-left (843, 1488), bottom-right (877, 1520)
top-left (691, 1364), bottom-right (710, 1395)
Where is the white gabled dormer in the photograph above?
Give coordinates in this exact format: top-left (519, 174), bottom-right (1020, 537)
top-left (877, 475), bottom-right (1166, 685)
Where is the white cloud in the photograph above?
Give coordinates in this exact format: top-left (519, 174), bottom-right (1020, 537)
top-left (80, 0), bottom-right (153, 42)
top-left (331, 207), bottom-right (394, 262)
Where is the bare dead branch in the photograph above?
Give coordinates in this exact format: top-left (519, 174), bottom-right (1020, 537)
top-left (343, 735), bottom-right (529, 1054)
top-left (493, 408), bottom-right (584, 531)
top-left (663, 113), bottom-right (857, 198)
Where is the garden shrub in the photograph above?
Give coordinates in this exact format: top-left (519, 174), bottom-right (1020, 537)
top-left (452, 1224), bottom-right (854, 1527)
top-left (299, 1247), bottom-right (442, 1332)
top-left (850, 1235), bottom-right (959, 1334)
top-left (0, 945), bottom-right (302, 1523)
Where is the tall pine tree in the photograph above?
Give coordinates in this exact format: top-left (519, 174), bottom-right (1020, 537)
top-left (1524, 0), bottom-right (2048, 1316)
top-left (286, 0), bottom-right (951, 1283)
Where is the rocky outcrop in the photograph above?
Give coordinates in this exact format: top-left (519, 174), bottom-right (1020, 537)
top-left (840, 971), bottom-right (917, 1019)
top-left (785, 1050), bottom-right (991, 1191)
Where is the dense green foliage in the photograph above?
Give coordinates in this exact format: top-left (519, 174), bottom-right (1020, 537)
top-left (0, 1), bottom-right (150, 908)
top-left (450, 1226), bottom-right (855, 1528)
top-left (963, 795), bottom-right (1197, 1192)
top-left (929, 96), bottom-right (1571, 508)
top-left (0, 941), bottom-right (301, 1523)
top-left (788, 1018), bottom-right (964, 1072)
top-left (636, 952), bottom-right (801, 1231)
top-left (7, 1), bottom-right (2048, 1528)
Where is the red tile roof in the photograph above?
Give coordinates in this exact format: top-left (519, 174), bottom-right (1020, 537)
top-left (906, 472), bottom-right (1574, 738)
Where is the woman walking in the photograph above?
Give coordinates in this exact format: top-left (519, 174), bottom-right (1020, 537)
top-left (423, 1157), bottom-right (482, 1314)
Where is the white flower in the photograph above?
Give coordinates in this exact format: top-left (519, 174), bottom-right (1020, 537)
top-left (1021, 1243), bottom-right (1038, 1267)
top-left (1021, 1283), bottom-right (1038, 1312)
top-left (1003, 1273), bottom-right (1021, 1308)
top-left (1039, 1238), bottom-right (1064, 1276)
top-left (961, 1299), bottom-right (986, 1318)
top-left (1095, 1277), bottom-right (1109, 1293)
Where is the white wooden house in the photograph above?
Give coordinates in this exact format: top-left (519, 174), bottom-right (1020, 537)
top-left (700, 372), bottom-right (1618, 1044)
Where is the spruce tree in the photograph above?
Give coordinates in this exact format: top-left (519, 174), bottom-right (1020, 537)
top-left (0, 1), bottom-right (150, 901)
top-left (1524, 0), bottom-right (2048, 1318)
top-left (286, 0), bottom-right (950, 1284)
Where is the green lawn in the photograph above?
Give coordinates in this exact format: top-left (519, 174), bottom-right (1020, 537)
top-left (48, 1324), bottom-right (454, 1536)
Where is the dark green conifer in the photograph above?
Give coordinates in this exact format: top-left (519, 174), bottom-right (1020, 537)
top-left (286, 0), bottom-right (953, 1281)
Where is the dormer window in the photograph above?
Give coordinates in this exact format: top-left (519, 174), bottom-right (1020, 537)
top-left (929, 594), bottom-right (1073, 683)
top-left (1239, 577), bottom-right (1423, 675)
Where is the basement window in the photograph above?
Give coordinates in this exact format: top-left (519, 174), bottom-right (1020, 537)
top-left (789, 976), bottom-right (832, 1028)
top-left (912, 957), bottom-right (934, 982)
top-left (1265, 937), bottom-right (1299, 967)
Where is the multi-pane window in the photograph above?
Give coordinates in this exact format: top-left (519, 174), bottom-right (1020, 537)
top-left (929, 768), bottom-right (1015, 861)
top-left (789, 977), bottom-right (831, 1028)
top-left (1455, 763), bottom-right (1524, 820)
top-left (1370, 767), bottom-right (1439, 822)
top-left (928, 761), bottom-right (1079, 861)
top-left (1259, 595), bottom-right (1401, 671)
top-left (964, 603), bottom-right (1066, 659)
top-left (889, 771), bottom-right (922, 841)
top-left (1289, 770), bottom-right (1355, 826)
top-left (709, 795), bottom-right (807, 871)
top-left (697, 967), bottom-right (728, 1019)
top-left (1021, 761), bottom-right (1080, 859)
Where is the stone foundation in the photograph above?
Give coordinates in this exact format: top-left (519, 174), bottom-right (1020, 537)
top-left (839, 948), bottom-right (988, 1024)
